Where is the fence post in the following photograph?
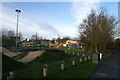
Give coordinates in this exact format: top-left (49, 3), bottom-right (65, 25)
top-left (73, 52), bottom-right (74, 55)
top-left (7, 77), bottom-right (9, 80)
top-left (88, 56), bottom-right (91, 60)
top-left (9, 71), bottom-right (14, 80)
top-left (80, 58), bottom-right (82, 62)
top-left (43, 64), bottom-right (48, 77)
top-left (82, 54), bottom-right (85, 57)
top-left (72, 58), bottom-right (75, 66)
top-left (69, 51), bottom-right (70, 54)
top-left (61, 61), bottom-right (65, 70)
top-left (84, 56), bottom-right (87, 61)
top-left (65, 51), bottom-right (67, 53)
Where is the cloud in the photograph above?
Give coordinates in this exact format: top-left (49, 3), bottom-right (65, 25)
top-left (71, 0), bottom-right (101, 25)
top-left (1, 1), bottom-right (104, 40)
top-left (1, 5), bottom-right (59, 39)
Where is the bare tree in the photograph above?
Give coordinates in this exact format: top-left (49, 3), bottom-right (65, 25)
top-left (79, 7), bottom-right (118, 53)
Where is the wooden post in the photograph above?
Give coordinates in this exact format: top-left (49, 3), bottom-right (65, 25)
top-left (84, 57), bottom-right (87, 61)
top-left (7, 77), bottom-right (9, 80)
top-left (69, 51), bottom-right (70, 54)
top-left (72, 59), bottom-right (75, 66)
top-left (65, 51), bottom-right (67, 53)
top-left (88, 56), bottom-right (91, 60)
top-left (9, 71), bottom-right (14, 80)
top-left (73, 52), bottom-right (74, 55)
top-left (61, 61), bottom-right (65, 70)
top-left (80, 58), bottom-right (82, 62)
top-left (43, 64), bottom-right (48, 77)
top-left (82, 54), bottom-right (85, 57)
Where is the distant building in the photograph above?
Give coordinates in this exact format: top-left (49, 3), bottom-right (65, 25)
top-left (21, 39), bottom-right (33, 46)
top-left (41, 39), bottom-right (49, 46)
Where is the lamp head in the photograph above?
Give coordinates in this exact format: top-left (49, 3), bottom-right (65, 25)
top-left (15, 9), bottom-right (21, 13)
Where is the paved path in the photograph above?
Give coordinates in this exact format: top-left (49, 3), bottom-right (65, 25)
top-left (91, 53), bottom-right (119, 79)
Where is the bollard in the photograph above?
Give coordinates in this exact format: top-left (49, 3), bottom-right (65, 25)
top-left (43, 64), bottom-right (48, 77)
top-left (100, 53), bottom-right (102, 60)
top-left (7, 77), bottom-right (9, 80)
top-left (65, 51), bottom-right (67, 53)
top-left (9, 71), bottom-right (14, 80)
top-left (77, 53), bottom-right (79, 56)
top-left (61, 61), bottom-right (65, 70)
top-left (82, 54), bottom-right (85, 57)
top-left (72, 52), bottom-right (74, 55)
top-left (69, 51), bottom-right (70, 54)
top-left (84, 57), bottom-right (87, 61)
top-left (88, 56), bottom-right (91, 60)
top-left (72, 59), bottom-right (75, 66)
top-left (38, 47), bottom-right (39, 49)
top-left (80, 58), bottom-right (82, 62)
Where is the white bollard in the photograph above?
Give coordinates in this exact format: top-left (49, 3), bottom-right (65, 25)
top-left (100, 53), bottom-right (102, 60)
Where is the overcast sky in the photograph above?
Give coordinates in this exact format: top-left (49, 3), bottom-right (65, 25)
top-left (1, 0), bottom-right (118, 40)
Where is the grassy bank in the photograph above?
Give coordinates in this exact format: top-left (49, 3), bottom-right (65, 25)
top-left (2, 54), bottom-right (27, 78)
top-left (14, 59), bottom-right (98, 78)
top-left (4, 49), bottom-right (113, 79)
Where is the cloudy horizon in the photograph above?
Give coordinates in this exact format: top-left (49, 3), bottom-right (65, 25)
top-left (1, 1), bottom-right (118, 40)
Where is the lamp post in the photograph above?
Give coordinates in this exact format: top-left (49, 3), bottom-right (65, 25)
top-left (15, 9), bottom-right (21, 52)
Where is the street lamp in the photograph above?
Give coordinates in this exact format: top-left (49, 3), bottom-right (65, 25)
top-left (15, 9), bottom-right (21, 52)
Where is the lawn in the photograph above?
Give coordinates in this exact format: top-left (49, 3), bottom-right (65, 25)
top-left (3, 48), bottom-right (113, 79)
top-left (11, 49), bottom-right (98, 79)
top-left (2, 54), bottom-right (27, 78)
top-left (14, 58), bottom-right (98, 79)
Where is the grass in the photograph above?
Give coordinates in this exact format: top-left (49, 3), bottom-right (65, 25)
top-left (102, 51), bottom-right (112, 60)
top-left (12, 49), bottom-right (98, 79)
top-left (62, 48), bottom-right (87, 54)
top-left (2, 54), bottom-right (27, 78)
top-left (3, 48), bottom-right (112, 79)
top-left (14, 58), bottom-right (98, 78)
top-left (26, 49), bottom-right (74, 67)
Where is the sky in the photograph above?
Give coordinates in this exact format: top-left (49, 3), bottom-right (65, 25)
top-left (1, 1), bottom-right (118, 40)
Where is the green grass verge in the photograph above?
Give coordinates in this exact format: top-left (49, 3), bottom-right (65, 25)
top-left (26, 50), bottom-right (74, 67)
top-left (14, 59), bottom-right (98, 78)
top-left (3, 49), bottom-right (99, 79)
top-left (2, 54), bottom-right (27, 77)
top-left (102, 51), bottom-right (112, 60)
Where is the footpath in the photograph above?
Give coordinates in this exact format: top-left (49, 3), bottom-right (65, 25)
top-left (91, 53), bottom-right (119, 79)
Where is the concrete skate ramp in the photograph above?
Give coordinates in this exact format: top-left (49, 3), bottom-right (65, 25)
top-left (0, 47), bottom-right (18, 57)
top-left (18, 50), bottom-right (44, 63)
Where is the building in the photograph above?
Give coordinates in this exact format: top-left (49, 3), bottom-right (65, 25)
top-left (21, 39), bottom-right (33, 47)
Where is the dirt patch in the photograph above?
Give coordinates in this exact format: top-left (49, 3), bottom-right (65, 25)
top-left (0, 47), bottom-right (18, 57)
top-left (18, 50), bottom-right (44, 63)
